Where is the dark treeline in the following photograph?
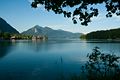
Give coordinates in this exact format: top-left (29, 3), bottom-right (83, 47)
top-left (0, 32), bottom-right (32, 40)
top-left (0, 32), bottom-right (11, 40)
top-left (81, 28), bottom-right (120, 39)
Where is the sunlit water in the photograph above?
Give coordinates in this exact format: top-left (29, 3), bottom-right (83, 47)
top-left (0, 39), bottom-right (120, 80)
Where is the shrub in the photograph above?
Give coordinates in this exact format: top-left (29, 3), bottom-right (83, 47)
top-left (81, 47), bottom-right (120, 80)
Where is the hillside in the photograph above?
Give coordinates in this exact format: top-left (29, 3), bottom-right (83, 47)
top-left (81, 28), bottom-right (120, 39)
top-left (0, 17), bottom-right (19, 34)
top-left (22, 25), bottom-right (82, 39)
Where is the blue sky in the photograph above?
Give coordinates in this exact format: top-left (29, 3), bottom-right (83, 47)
top-left (0, 0), bottom-right (120, 34)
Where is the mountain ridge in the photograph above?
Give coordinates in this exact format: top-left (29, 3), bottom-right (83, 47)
top-left (0, 17), bottom-right (19, 34)
top-left (22, 25), bottom-right (82, 38)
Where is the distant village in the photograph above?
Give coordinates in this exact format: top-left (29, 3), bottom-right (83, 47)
top-left (31, 35), bottom-right (47, 40)
top-left (11, 35), bottom-right (48, 40)
top-left (0, 32), bottom-right (48, 41)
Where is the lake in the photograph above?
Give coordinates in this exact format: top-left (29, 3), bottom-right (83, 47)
top-left (0, 39), bottom-right (120, 80)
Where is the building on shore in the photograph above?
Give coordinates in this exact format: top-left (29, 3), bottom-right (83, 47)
top-left (11, 36), bottom-right (16, 40)
top-left (32, 35), bottom-right (47, 41)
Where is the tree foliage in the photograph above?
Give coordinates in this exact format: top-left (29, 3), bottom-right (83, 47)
top-left (31, 0), bottom-right (120, 26)
top-left (0, 32), bottom-right (11, 40)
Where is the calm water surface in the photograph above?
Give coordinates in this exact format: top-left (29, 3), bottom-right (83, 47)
top-left (0, 39), bottom-right (120, 80)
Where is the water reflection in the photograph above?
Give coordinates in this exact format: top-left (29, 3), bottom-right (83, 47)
top-left (0, 40), bottom-right (120, 80)
top-left (0, 41), bottom-right (12, 59)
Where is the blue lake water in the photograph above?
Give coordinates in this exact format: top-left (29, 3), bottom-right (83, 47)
top-left (0, 39), bottom-right (120, 80)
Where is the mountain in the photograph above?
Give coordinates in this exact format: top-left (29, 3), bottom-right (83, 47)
top-left (0, 17), bottom-right (19, 34)
top-left (22, 25), bottom-right (82, 39)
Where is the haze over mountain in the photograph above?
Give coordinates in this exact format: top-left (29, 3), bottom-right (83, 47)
top-left (22, 25), bottom-right (82, 38)
top-left (0, 17), bottom-right (19, 34)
